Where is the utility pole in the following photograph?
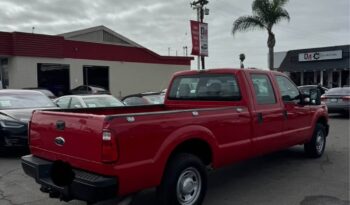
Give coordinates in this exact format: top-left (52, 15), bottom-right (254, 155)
top-left (191, 0), bottom-right (209, 70)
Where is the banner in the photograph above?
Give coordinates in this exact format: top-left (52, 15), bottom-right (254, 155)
top-left (190, 21), bottom-right (208, 56)
top-left (190, 21), bottom-right (200, 56)
top-left (199, 22), bottom-right (208, 56)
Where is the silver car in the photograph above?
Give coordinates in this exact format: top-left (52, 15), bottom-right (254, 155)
top-left (321, 87), bottom-right (350, 115)
top-left (54, 94), bottom-right (124, 109)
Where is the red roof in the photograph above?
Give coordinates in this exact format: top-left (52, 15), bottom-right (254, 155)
top-left (0, 31), bottom-right (193, 66)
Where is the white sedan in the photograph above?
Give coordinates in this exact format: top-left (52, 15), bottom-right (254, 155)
top-left (54, 94), bottom-right (124, 109)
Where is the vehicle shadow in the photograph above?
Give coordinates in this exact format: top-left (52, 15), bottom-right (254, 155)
top-left (128, 147), bottom-right (309, 205)
top-left (0, 148), bottom-right (29, 158)
top-left (328, 113), bottom-right (350, 120)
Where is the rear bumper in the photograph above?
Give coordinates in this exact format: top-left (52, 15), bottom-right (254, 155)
top-left (21, 155), bottom-right (118, 203)
top-left (326, 104), bottom-right (349, 113)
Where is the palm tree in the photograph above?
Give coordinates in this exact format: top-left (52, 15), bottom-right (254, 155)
top-left (232, 0), bottom-right (290, 70)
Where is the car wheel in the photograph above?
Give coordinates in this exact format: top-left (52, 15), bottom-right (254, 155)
top-left (157, 153), bottom-right (207, 205)
top-left (304, 123), bottom-right (326, 158)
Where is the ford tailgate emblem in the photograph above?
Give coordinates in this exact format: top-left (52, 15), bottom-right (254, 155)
top-left (55, 137), bottom-right (65, 146)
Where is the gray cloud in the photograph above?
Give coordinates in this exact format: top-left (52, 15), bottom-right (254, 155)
top-left (0, 0), bottom-right (349, 69)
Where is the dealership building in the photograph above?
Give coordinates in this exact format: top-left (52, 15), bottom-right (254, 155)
top-left (275, 45), bottom-right (349, 88)
top-left (0, 26), bottom-right (192, 97)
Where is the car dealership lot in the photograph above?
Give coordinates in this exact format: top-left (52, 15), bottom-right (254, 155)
top-left (0, 114), bottom-right (349, 205)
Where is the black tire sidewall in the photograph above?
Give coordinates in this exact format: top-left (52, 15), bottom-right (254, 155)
top-left (305, 123), bottom-right (326, 158)
top-left (157, 153), bottom-right (207, 205)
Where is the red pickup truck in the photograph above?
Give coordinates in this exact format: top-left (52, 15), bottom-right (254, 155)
top-left (22, 69), bottom-right (329, 205)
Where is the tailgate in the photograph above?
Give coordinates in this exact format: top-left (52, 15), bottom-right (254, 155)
top-left (30, 110), bottom-right (107, 163)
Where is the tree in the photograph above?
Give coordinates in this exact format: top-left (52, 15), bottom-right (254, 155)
top-left (232, 0), bottom-right (290, 70)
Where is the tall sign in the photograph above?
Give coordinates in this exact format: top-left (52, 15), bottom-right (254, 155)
top-left (190, 20), bottom-right (208, 57)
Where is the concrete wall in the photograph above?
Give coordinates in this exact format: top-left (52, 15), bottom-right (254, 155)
top-left (8, 56), bottom-right (189, 97)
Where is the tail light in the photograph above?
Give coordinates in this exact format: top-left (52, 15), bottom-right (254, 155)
top-left (321, 96), bottom-right (327, 101)
top-left (101, 130), bottom-right (118, 163)
top-left (342, 96), bottom-right (350, 101)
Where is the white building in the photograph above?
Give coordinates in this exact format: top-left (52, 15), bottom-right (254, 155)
top-left (0, 26), bottom-right (192, 97)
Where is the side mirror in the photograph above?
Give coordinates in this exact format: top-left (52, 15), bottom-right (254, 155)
top-left (309, 88), bottom-right (321, 105)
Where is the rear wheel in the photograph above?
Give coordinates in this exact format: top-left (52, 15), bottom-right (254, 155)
top-left (304, 123), bottom-right (326, 158)
top-left (157, 153), bottom-right (207, 205)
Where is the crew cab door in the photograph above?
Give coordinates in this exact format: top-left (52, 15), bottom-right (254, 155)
top-left (274, 75), bottom-right (311, 144)
top-left (247, 72), bottom-right (285, 154)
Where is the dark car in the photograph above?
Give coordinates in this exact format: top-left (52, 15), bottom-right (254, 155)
top-left (23, 88), bottom-right (57, 100)
top-left (298, 85), bottom-right (328, 95)
top-left (122, 92), bottom-right (165, 106)
top-left (70, 85), bottom-right (110, 95)
top-left (0, 90), bottom-right (57, 151)
top-left (321, 87), bottom-right (350, 115)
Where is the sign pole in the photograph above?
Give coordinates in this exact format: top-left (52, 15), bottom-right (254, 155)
top-left (197, 8), bottom-right (201, 70)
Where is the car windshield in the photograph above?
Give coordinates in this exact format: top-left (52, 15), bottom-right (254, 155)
top-left (0, 93), bottom-right (56, 109)
top-left (326, 87), bottom-right (350, 95)
top-left (143, 95), bottom-right (165, 104)
top-left (82, 95), bottom-right (124, 108)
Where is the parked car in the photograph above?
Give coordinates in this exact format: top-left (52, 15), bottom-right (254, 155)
top-left (321, 87), bottom-right (350, 115)
top-left (70, 85), bottom-right (110, 95)
top-left (122, 92), bottom-right (165, 106)
top-left (0, 90), bottom-right (57, 151)
top-left (298, 85), bottom-right (328, 95)
top-left (54, 94), bottom-right (124, 109)
top-left (23, 87), bottom-right (57, 100)
top-left (22, 69), bottom-right (328, 205)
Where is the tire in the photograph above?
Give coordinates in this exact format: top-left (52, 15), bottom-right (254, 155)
top-left (157, 153), bottom-right (207, 205)
top-left (304, 123), bottom-right (326, 158)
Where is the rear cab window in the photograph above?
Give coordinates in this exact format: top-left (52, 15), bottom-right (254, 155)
top-left (168, 74), bottom-right (241, 101)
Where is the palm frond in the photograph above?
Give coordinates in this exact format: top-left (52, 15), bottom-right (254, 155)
top-left (252, 0), bottom-right (272, 25)
top-left (272, 8), bottom-right (290, 24)
top-left (272, 0), bottom-right (289, 8)
top-left (232, 15), bottom-right (265, 35)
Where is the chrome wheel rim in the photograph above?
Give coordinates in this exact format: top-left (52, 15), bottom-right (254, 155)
top-left (315, 130), bottom-right (325, 154)
top-left (176, 167), bottom-right (202, 205)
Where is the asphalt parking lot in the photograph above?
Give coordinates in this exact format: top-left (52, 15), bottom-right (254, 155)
top-left (0, 114), bottom-right (349, 205)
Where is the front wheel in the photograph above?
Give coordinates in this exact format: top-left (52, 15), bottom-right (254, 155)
top-left (157, 153), bottom-right (207, 205)
top-left (304, 123), bottom-right (326, 158)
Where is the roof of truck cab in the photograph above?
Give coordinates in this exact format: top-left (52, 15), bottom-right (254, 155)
top-left (172, 68), bottom-right (282, 77)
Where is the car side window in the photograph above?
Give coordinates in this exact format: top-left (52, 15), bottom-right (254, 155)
top-left (275, 76), bottom-right (300, 102)
top-left (250, 74), bottom-right (277, 105)
top-left (55, 97), bottom-right (71, 109)
top-left (70, 97), bottom-right (83, 108)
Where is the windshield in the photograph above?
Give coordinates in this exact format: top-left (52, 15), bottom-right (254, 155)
top-left (326, 87), bottom-right (350, 95)
top-left (82, 95), bottom-right (124, 108)
top-left (0, 93), bottom-right (56, 109)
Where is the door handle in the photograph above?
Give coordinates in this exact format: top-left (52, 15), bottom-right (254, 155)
top-left (257, 113), bottom-right (263, 124)
top-left (283, 110), bottom-right (288, 119)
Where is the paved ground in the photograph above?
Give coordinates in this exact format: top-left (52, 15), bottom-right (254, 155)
top-left (0, 114), bottom-right (349, 205)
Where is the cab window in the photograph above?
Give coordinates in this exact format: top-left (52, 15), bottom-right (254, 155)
top-left (168, 74), bottom-right (241, 101)
top-left (250, 74), bottom-right (276, 105)
top-left (275, 75), bottom-right (300, 102)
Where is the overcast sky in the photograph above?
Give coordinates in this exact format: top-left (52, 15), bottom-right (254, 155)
top-left (0, 0), bottom-right (349, 69)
